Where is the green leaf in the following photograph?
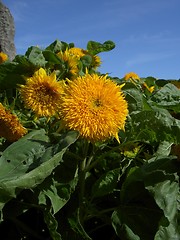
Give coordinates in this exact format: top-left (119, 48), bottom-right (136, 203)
top-left (143, 156), bottom-right (179, 221)
top-left (123, 83), bottom-right (144, 112)
top-left (150, 83), bottom-right (180, 112)
top-left (13, 54), bottom-right (38, 75)
top-left (80, 55), bottom-right (93, 68)
top-left (44, 209), bottom-right (62, 240)
top-left (39, 177), bottom-right (78, 214)
top-left (113, 155), bottom-right (180, 239)
top-left (25, 46), bottom-right (47, 67)
top-left (112, 205), bottom-right (161, 240)
top-left (87, 40), bottom-right (115, 55)
top-left (0, 62), bottom-right (25, 90)
top-left (38, 132), bottom-right (79, 214)
top-left (91, 168), bottom-right (120, 198)
top-left (45, 39), bottom-right (69, 53)
top-left (42, 50), bottom-right (63, 65)
top-left (143, 156), bottom-right (180, 239)
top-left (127, 108), bottom-right (180, 143)
top-left (0, 129), bottom-right (49, 180)
top-left (155, 141), bottom-right (173, 156)
top-left (0, 130), bottom-right (78, 212)
top-left (155, 220), bottom-right (180, 240)
top-left (143, 76), bottom-right (157, 85)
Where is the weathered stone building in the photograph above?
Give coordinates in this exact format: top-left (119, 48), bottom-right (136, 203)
top-left (0, 1), bottom-right (16, 60)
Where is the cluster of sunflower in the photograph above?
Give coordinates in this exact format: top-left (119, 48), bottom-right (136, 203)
top-left (0, 42), bottom-right (129, 145)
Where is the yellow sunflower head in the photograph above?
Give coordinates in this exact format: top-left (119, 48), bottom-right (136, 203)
top-left (124, 72), bottom-right (140, 81)
top-left (0, 52), bottom-right (8, 64)
top-left (0, 103), bottom-right (27, 142)
top-left (19, 68), bottom-right (64, 117)
top-left (68, 47), bottom-right (86, 59)
top-left (68, 47), bottom-right (101, 69)
top-left (57, 49), bottom-right (79, 78)
top-left (59, 73), bottom-right (128, 143)
top-left (91, 55), bottom-right (101, 69)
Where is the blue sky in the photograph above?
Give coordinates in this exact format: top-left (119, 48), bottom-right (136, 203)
top-left (3, 0), bottom-right (180, 79)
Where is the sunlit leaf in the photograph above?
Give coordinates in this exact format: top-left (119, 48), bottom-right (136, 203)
top-left (25, 46), bottom-right (47, 67)
top-left (91, 168), bottom-right (120, 198)
top-left (45, 39), bottom-right (70, 53)
top-left (150, 83), bottom-right (180, 112)
top-left (127, 108), bottom-right (180, 143)
top-left (87, 40), bottom-right (115, 55)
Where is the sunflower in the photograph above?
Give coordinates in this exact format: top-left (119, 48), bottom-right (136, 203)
top-left (91, 54), bottom-right (101, 69)
top-left (124, 72), bottom-right (140, 81)
top-left (59, 73), bottom-right (128, 143)
top-left (19, 68), bottom-right (64, 117)
top-left (57, 49), bottom-right (79, 78)
top-left (0, 103), bottom-right (27, 142)
top-left (68, 47), bottom-right (86, 59)
top-left (0, 52), bottom-right (8, 64)
top-left (68, 47), bottom-right (101, 69)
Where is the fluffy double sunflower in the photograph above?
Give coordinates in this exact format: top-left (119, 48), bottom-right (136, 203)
top-left (0, 103), bottom-right (27, 142)
top-left (19, 68), bottom-right (64, 117)
top-left (59, 73), bottom-right (128, 142)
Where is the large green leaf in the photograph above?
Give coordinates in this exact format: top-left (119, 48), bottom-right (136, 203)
top-left (38, 150), bottom-right (79, 214)
top-left (127, 108), bottom-right (180, 143)
top-left (0, 129), bottom-right (49, 180)
top-left (0, 130), bottom-right (78, 212)
top-left (112, 156), bottom-right (180, 240)
top-left (150, 83), bottom-right (180, 112)
top-left (143, 156), bottom-right (180, 239)
top-left (25, 46), bottom-right (47, 67)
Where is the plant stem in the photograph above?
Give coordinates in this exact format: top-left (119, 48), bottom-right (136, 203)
top-left (78, 140), bottom-right (92, 224)
top-left (78, 156), bottom-right (87, 210)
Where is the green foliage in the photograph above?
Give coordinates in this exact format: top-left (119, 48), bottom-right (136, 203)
top-left (87, 40), bottom-right (115, 55)
top-left (45, 39), bottom-right (72, 53)
top-left (126, 108), bottom-right (180, 143)
top-left (112, 156), bottom-right (180, 240)
top-left (0, 39), bottom-right (180, 239)
top-left (0, 62), bottom-right (25, 90)
top-left (150, 83), bottom-right (180, 112)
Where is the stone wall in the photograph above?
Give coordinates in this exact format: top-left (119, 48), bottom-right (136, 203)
top-left (0, 1), bottom-right (16, 60)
